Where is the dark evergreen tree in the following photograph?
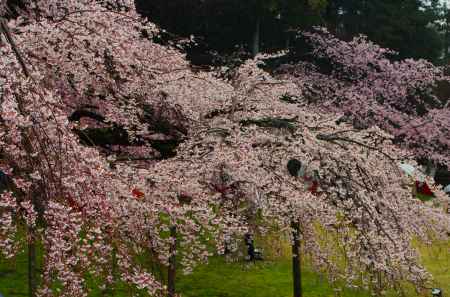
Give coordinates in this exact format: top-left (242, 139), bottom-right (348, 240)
top-left (134, 0), bottom-right (445, 63)
top-left (325, 0), bottom-right (443, 62)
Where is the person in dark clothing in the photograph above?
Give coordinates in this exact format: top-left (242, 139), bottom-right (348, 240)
top-left (0, 170), bottom-right (10, 193)
top-left (244, 232), bottom-right (255, 261)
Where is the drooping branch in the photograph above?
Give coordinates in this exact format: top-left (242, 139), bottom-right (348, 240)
top-left (68, 109), bottom-right (106, 122)
top-left (240, 117), bottom-right (298, 132)
top-left (0, 17), bottom-right (29, 77)
top-left (316, 132), bottom-right (395, 161)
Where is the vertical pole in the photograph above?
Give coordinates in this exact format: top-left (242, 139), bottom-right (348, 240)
top-left (28, 189), bottom-right (42, 297)
top-left (168, 225), bottom-right (177, 297)
top-left (291, 221), bottom-right (302, 297)
top-left (109, 247), bottom-right (117, 297)
top-left (28, 228), bottom-right (36, 297)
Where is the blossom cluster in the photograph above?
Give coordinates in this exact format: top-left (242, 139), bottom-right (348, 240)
top-left (276, 27), bottom-right (450, 167)
top-left (0, 2), bottom-right (448, 296)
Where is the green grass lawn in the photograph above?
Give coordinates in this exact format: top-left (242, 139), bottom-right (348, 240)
top-left (177, 257), bottom-right (368, 297)
top-left (0, 255), bottom-right (28, 296)
top-left (177, 241), bottom-right (450, 297)
top-left (0, 240), bottom-right (448, 297)
top-left (173, 236), bottom-right (450, 297)
top-left (416, 239), bottom-right (450, 293)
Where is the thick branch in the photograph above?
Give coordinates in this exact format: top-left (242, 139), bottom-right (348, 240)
top-left (0, 17), bottom-right (29, 77)
top-left (68, 109), bottom-right (106, 122)
top-left (240, 117), bottom-right (297, 132)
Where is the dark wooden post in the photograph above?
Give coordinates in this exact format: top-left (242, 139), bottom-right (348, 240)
top-left (167, 225), bottom-right (177, 297)
top-left (106, 247), bottom-right (117, 297)
top-left (291, 221), bottom-right (302, 297)
top-left (28, 187), bottom-right (44, 297)
top-left (28, 229), bottom-right (37, 297)
top-left (167, 192), bottom-right (192, 296)
top-left (286, 159), bottom-right (306, 297)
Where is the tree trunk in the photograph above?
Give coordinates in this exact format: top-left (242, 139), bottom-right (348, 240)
top-left (252, 16), bottom-right (261, 57)
top-left (291, 221), bottom-right (302, 297)
top-left (167, 225), bottom-right (177, 297)
top-left (28, 228), bottom-right (37, 297)
top-left (445, 10), bottom-right (450, 62)
top-left (28, 188), bottom-right (43, 297)
top-left (107, 247), bottom-right (117, 297)
top-left (1, 17), bottom-right (39, 297)
top-left (285, 34), bottom-right (290, 50)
